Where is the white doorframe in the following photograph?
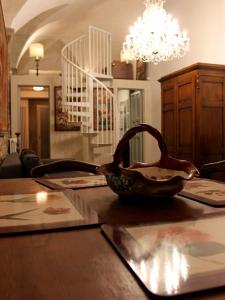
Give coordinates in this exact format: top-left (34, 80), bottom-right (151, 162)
top-left (11, 74), bottom-right (59, 156)
top-left (20, 99), bottom-right (29, 148)
top-left (130, 90), bottom-right (143, 162)
top-left (112, 79), bottom-right (151, 163)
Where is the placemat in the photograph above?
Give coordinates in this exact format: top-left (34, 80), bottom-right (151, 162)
top-left (179, 178), bottom-right (225, 206)
top-left (102, 214), bottom-right (225, 296)
top-left (36, 174), bottom-right (107, 190)
top-left (0, 189), bottom-right (101, 234)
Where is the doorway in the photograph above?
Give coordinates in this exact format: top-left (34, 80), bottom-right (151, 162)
top-left (118, 89), bottom-right (143, 163)
top-left (19, 86), bottom-right (50, 158)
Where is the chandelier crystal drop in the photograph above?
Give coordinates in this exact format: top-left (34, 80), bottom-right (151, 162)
top-left (121, 0), bottom-right (190, 64)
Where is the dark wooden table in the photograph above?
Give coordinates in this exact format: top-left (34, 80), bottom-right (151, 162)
top-left (1, 178), bottom-right (225, 299)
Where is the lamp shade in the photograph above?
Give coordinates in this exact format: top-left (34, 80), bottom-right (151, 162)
top-left (29, 43), bottom-right (44, 59)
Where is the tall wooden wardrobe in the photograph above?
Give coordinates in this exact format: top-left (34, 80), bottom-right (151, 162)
top-left (159, 63), bottom-right (225, 168)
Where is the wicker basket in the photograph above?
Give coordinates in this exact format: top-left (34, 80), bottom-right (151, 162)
top-left (97, 124), bottom-right (198, 199)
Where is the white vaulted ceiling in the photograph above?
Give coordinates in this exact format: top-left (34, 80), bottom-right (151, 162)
top-left (1, 0), bottom-right (144, 73)
top-left (4, 0), bottom-right (105, 34)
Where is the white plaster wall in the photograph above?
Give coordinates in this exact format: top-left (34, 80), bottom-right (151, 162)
top-left (149, 0), bottom-right (225, 160)
top-left (162, 0), bottom-right (225, 72)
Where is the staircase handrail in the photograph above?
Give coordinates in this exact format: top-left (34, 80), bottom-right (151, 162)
top-left (61, 36), bottom-right (113, 97)
top-left (61, 26), bottom-right (117, 163)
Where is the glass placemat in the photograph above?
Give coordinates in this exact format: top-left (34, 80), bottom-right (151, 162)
top-left (36, 175), bottom-right (107, 190)
top-left (0, 189), bottom-right (101, 234)
top-left (179, 178), bottom-right (225, 206)
top-left (102, 213), bottom-right (225, 296)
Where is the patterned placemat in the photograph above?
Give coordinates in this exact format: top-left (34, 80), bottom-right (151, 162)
top-left (102, 215), bottom-right (225, 296)
top-left (179, 178), bottom-right (225, 206)
top-left (36, 175), bottom-right (107, 190)
top-left (0, 190), bottom-right (101, 234)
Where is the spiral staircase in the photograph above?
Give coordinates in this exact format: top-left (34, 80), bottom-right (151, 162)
top-left (61, 26), bottom-right (118, 164)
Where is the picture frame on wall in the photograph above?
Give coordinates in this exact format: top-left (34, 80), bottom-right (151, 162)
top-left (136, 60), bottom-right (147, 80)
top-left (54, 86), bottom-right (81, 131)
top-left (93, 88), bottom-right (113, 131)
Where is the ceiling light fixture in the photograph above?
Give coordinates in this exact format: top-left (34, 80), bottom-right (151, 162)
top-left (33, 86), bottom-right (44, 92)
top-left (29, 43), bottom-right (44, 76)
top-left (121, 0), bottom-right (190, 64)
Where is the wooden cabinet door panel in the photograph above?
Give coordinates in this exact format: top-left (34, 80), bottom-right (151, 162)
top-left (161, 81), bottom-right (176, 157)
top-left (177, 75), bottom-right (195, 162)
top-left (198, 76), bottom-right (225, 166)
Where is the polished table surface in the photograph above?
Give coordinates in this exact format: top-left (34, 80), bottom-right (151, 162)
top-left (1, 178), bottom-right (225, 299)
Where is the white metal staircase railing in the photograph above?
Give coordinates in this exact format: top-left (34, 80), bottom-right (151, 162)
top-left (61, 26), bottom-right (116, 149)
top-left (89, 26), bottom-right (112, 78)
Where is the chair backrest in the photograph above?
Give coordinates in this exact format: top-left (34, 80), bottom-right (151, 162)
top-left (200, 160), bottom-right (225, 182)
top-left (20, 148), bottom-right (41, 177)
top-left (31, 159), bottom-right (99, 177)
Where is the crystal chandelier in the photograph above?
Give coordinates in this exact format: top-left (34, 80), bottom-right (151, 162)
top-left (121, 0), bottom-right (190, 64)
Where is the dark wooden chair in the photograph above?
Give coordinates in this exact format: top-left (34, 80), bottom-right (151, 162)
top-left (200, 160), bottom-right (225, 182)
top-left (31, 159), bottom-right (100, 178)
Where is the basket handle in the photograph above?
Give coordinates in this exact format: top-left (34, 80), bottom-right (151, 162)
top-left (113, 123), bottom-right (168, 166)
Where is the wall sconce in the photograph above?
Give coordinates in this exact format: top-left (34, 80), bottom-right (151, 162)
top-left (120, 49), bottom-right (133, 64)
top-left (29, 43), bottom-right (44, 76)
